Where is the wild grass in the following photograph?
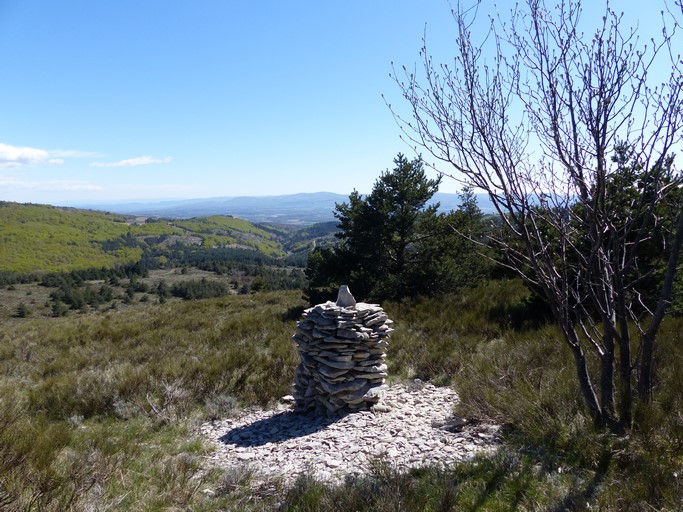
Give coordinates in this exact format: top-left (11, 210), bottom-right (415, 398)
top-left (278, 450), bottom-right (595, 511)
top-left (1, 281), bottom-right (682, 510)
top-left (0, 290), bottom-right (303, 510)
top-left (384, 279), bottom-right (535, 384)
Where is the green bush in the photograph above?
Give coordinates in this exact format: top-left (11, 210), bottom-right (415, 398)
top-left (15, 302), bottom-right (30, 318)
top-left (170, 278), bottom-right (230, 300)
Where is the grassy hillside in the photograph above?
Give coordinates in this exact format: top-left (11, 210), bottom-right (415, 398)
top-left (171, 215), bottom-right (283, 256)
top-left (1, 282), bottom-right (681, 510)
top-left (0, 202), bottom-right (153, 273)
top-left (0, 291), bottom-right (303, 510)
top-left (0, 202), bottom-right (333, 276)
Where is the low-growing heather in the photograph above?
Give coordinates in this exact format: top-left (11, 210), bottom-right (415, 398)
top-left (0, 291), bottom-right (303, 510)
top-left (1, 282), bottom-right (682, 510)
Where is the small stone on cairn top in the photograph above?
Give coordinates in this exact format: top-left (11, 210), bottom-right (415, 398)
top-left (336, 285), bottom-right (356, 307)
top-left (291, 285), bottom-right (394, 415)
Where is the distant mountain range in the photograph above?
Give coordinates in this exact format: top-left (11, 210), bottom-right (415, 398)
top-left (69, 192), bottom-right (495, 225)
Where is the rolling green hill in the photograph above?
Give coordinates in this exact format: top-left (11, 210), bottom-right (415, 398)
top-left (0, 202), bottom-right (338, 276)
top-left (170, 215), bottom-right (283, 256)
top-left (0, 202), bottom-right (159, 273)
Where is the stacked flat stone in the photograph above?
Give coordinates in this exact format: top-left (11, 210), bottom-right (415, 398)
top-left (292, 286), bottom-right (394, 414)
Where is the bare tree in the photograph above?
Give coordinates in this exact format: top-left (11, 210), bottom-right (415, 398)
top-left (388, 0), bottom-right (683, 432)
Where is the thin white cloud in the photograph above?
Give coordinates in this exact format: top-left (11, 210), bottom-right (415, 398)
top-left (0, 174), bottom-right (102, 191)
top-left (49, 149), bottom-right (100, 158)
top-left (90, 156), bottom-right (172, 168)
top-left (0, 143), bottom-right (50, 168)
top-left (0, 142), bottom-right (96, 168)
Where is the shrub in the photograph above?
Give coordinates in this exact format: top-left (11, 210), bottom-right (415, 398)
top-left (170, 278), bottom-right (230, 300)
top-left (15, 303), bottom-right (30, 318)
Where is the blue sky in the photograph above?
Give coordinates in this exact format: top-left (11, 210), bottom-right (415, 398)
top-left (0, 1), bottom-right (676, 205)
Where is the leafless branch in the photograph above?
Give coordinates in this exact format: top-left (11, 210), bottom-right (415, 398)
top-left (389, 0), bottom-right (683, 431)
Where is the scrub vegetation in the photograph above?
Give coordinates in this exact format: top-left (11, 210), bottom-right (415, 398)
top-left (1, 283), bottom-right (682, 510)
top-left (0, 161), bottom-right (681, 509)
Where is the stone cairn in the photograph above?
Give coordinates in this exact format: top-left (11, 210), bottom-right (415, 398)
top-left (291, 285), bottom-right (394, 414)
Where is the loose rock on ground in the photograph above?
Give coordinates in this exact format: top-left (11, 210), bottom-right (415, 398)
top-left (198, 382), bottom-right (501, 485)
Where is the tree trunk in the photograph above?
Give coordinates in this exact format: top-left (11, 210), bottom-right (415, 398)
top-left (564, 328), bottom-right (603, 425)
top-left (638, 209), bottom-right (683, 400)
top-left (599, 338), bottom-right (616, 427)
top-left (617, 332), bottom-right (632, 428)
top-left (614, 268), bottom-right (633, 427)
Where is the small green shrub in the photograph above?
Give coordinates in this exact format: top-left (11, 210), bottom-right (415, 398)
top-left (15, 302), bottom-right (30, 318)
